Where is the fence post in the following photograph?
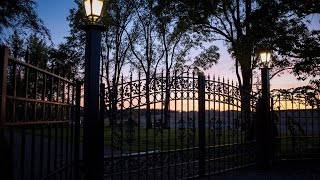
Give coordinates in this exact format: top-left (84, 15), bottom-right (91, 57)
top-left (0, 46), bottom-right (8, 129)
top-left (198, 72), bottom-right (206, 177)
top-left (260, 67), bottom-right (271, 168)
top-left (74, 81), bottom-right (81, 180)
top-left (100, 83), bottom-right (105, 131)
top-left (99, 83), bottom-right (105, 174)
top-left (83, 25), bottom-right (104, 180)
top-left (270, 97), bottom-right (276, 160)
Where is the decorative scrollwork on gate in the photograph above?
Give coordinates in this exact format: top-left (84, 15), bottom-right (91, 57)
top-left (104, 73), bottom-right (258, 177)
top-left (178, 117), bottom-right (185, 143)
top-left (187, 117), bottom-right (196, 145)
top-left (112, 120), bottom-right (123, 151)
top-left (125, 117), bottom-right (136, 144)
top-left (209, 117), bottom-right (216, 145)
top-left (106, 75), bottom-right (201, 110)
top-left (215, 118), bottom-right (223, 144)
top-left (154, 118), bottom-right (164, 135)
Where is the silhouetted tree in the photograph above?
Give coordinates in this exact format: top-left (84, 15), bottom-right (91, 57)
top-left (0, 0), bottom-right (50, 41)
top-left (153, 1), bottom-right (220, 128)
top-left (160, 0), bottom-right (320, 136)
top-left (66, 0), bottom-right (136, 126)
top-left (5, 30), bottom-right (24, 59)
top-left (48, 43), bottom-right (81, 79)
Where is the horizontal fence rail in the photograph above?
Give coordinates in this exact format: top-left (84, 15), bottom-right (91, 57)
top-left (103, 72), bottom-right (257, 179)
top-left (0, 46), bottom-right (81, 180)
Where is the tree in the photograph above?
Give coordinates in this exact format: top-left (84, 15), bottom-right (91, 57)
top-left (48, 43), bottom-right (81, 79)
top-left (162, 0), bottom-right (320, 135)
top-left (153, 1), bottom-right (220, 128)
top-left (127, 0), bottom-right (219, 128)
top-left (46, 43), bottom-right (81, 105)
top-left (291, 18), bottom-right (319, 109)
top-left (126, 0), bottom-right (165, 128)
top-left (5, 30), bottom-right (24, 59)
top-left (0, 0), bottom-right (50, 41)
top-left (66, 0), bottom-right (135, 126)
top-left (5, 33), bottom-right (49, 99)
top-left (294, 81), bottom-right (320, 110)
top-left (102, 0), bottom-right (135, 127)
top-left (292, 30), bottom-right (320, 80)
top-left (26, 34), bottom-right (49, 68)
top-left (5, 30), bottom-right (25, 99)
top-left (24, 34), bottom-right (49, 101)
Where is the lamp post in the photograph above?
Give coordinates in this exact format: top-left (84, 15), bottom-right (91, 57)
top-left (259, 50), bottom-right (272, 168)
top-left (82, 1), bottom-right (105, 180)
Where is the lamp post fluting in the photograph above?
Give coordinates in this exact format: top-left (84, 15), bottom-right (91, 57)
top-left (82, 1), bottom-right (105, 180)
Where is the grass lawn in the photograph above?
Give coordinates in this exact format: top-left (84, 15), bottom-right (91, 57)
top-left (15, 126), bottom-right (249, 151)
top-left (276, 136), bottom-right (320, 159)
top-left (13, 126), bottom-right (320, 155)
top-left (103, 127), bottom-right (249, 152)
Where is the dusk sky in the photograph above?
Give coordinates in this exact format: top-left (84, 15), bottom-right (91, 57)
top-left (36, 0), bottom-right (318, 90)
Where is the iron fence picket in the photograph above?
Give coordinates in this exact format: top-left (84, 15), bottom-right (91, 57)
top-left (138, 72), bottom-right (141, 180)
top-left (174, 70), bottom-right (178, 179)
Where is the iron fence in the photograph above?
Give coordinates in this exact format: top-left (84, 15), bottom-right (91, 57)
top-left (0, 46), bottom-right (81, 180)
top-left (2, 45), bottom-right (319, 180)
top-left (102, 71), bottom-right (257, 179)
top-left (271, 88), bottom-right (320, 161)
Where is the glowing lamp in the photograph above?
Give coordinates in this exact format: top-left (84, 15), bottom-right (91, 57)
top-left (84, 0), bottom-right (104, 23)
top-left (260, 51), bottom-right (272, 66)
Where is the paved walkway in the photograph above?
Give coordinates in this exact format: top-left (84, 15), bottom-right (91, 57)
top-left (205, 160), bottom-right (320, 180)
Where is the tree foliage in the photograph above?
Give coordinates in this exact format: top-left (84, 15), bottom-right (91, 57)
top-left (161, 0), bottom-right (319, 92)
top-left (65, 0), bottom-right (221, 128)
top-left (48, 43), bottom-right (82, 79)
top-left (292, 30), bottom-right (320, 80)
top-left (64, 0), bottom-right (319, 132)
top-left (0, 0), bottom-right (50, 41)
top-left (153, 0), bottom-right (319, 136)
top-left (5, 30), bottom-right (25, 59)
top-left (26, 34), bottom-right (49, 68)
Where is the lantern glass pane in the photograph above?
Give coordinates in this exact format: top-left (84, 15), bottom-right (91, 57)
top-left (92, 0), bottom-right (103, 16)
top-left (84, 0), bottom-right (91, 16)
top-left (260, 52), bottom-right (271, 64)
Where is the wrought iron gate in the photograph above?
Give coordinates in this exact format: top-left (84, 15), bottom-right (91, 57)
top-left (0, 46), bottom-right (81, 180)
top-left (102, 71), bottom-right (257, 179)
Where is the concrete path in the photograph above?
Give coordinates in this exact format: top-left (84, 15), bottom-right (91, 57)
top-left (205, 161), bottom-right (320, 180)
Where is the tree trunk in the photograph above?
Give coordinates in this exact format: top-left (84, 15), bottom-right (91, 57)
top-left (145, 73), bottom-right (152, 129)
top-left (163, 75), bottom-right (170, 129)
top-left (240, 63), bottom-right (254, 140)
top-left (109, 83), bottom-right (118, 127)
